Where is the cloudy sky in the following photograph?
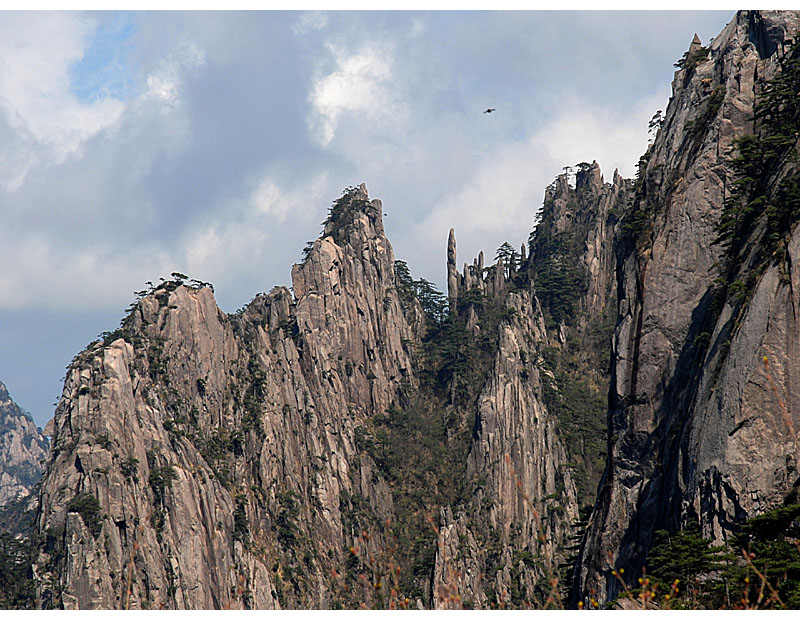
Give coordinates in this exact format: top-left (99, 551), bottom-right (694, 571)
top-left (1, 10), bottom-right (733, 427)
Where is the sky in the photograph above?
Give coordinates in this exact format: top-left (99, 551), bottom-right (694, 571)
top-left (0, 10), bottom-right (733, 427)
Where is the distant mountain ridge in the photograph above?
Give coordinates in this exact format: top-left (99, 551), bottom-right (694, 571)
top-left (0, 380), bottom-right (48, 506)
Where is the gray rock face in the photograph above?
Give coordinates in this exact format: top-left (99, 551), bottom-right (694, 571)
top-left (525, 161), bottom-right (627, 509)
top-left (432, 233), bottom-right (580, 609)
top-left (31, 181), bottom-right (584, 609)
top-left (531, 161), bottom-right (624, 326)
top-left (577, 10), bottom-right (800, 603)
top-left (32, 185), bottom-right (419, 609)
top-left (434, 293), bottom-right (579, 608)
top-left (0, 380), bottom-right (48, 506)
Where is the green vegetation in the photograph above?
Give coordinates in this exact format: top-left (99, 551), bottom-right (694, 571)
top-left (539, 338), bottom-right (609, 508)
top-left (647, 524), bottom-right (729, 604)
top-left (348, 264), bottom-right (523, 600)
top-left (268, 488), bottom-right (316, 607)
top-left (198, 428), bottom-right (243, 488)
top-left (685, 86), bottom-right (726, 138)
top-left (414, 278), bottom-right (448, 324)
top-left (495, 241), bottom-right (520, 278)
top-left (99, 273), bottom-right (214, 347)
top-left (147, 463), bottom-right (177, 505)
top-left (528, 199), bottom-right (589, 328)
top-left (527, 177), bottom-right (615, 509)
top-left (0, 532), bottom-right (35, 609)
top-left (66, 492), bottom-right (104, 539)
top-left (233, 494), bottom-right (250, 547)
top-left (394, 259), bottom-right (448, 324)
top-left (616, 152), bottom-right (656, 253)
top-left (323, 186), bottom-right (380, 246)
top-left (731, 503), bottom-right (800, 608)
top-left (120, 456), bottom-right (139, 482)
top-left (637, 502), bottom-right (800, 609)
top-left (146, 449), bottom-right (177, 534)
top-left (674, 45), bottom-right (709, 72)
top-left (714, 41), bottom-right (800, 319)
top-left (0, 497), bottom-right (38, 609)
top-left (276, 490), bottom-right (300, 549)
top-left (351, 391), bottom-right (471, 600)
top-left (648, 109), bottom-right (664, 138)
top-left (393, 259), bottom-right (415, 308)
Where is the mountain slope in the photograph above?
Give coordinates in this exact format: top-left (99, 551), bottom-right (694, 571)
top-left (31, 185), bottom-right (579, 609)
top-left (576, 10), bottom-right (800, 604)
top-left (0, 381), bottom-right (48, 507)
top-left (22, 9), bottom-right (800, 610)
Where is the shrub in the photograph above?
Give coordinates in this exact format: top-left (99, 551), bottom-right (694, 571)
top-left (66, 493), bottom-right (104, 539)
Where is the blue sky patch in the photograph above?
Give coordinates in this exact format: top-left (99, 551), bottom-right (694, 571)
top-left (69, 12), bottom-right (137, 103)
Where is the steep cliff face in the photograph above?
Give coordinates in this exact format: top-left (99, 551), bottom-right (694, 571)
top-left (32, 185), bottom-right (421, 609)
top-left (31, 183), bottom-right (580, 610)
top-left (527, 163), bottom-right (628, 508)
top-left (0, 381), bottom-right (48, 507)
top-left (432, 234), bottom-right (580, 609)
top-left (577, 10), bottom-right (800, 603)
top-left (428, 161), bottom-right (630, 606)
top-left (530, 162), bottom-right (622, 327)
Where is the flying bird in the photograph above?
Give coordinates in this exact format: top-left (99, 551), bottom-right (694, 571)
top-left (483, 108), bottom-right (496, 114)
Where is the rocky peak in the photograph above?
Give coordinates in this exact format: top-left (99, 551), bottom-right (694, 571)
top-left (447, 228), bottom-right (458, 307)
top-left (19, 10), bottom-right (800, 611)
top-left (291, 183), bottom-right (417, 417)
top-left (689, 32), bottom-right (703, 55)
top-left (446, 229), bottom-right (513, 305)
top-left (320, 183), bottom-right (385, 246)
top-left (31, 183), bottom-right (429, 610)
top-left (574, 160), bottom-right (604, 194)
top-left (746, 10), bottom-right (800, 59)
top-left (529, 161), bottom-right (625, 330)
top-left (0, 380), bottom-right (49, 506)
top-left (576, 9), bottom-right (800, 604)
top-left (432, 218), bottom-right (582, 608)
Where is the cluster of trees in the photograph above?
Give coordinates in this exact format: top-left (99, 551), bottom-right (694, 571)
top-left (674, 44), bottom-right (709, 72)
top-left (0, 531), bottom-right (34, 609)
top-left (322, 186), bottom-right (377, 246)
top-left (394, 260), bottom-right (447, 324)
top-left (395, 239), bottom-right (530, 329)
top-left (132, 272), bottom-right (214, 301)
top-left (528, 222), bottom-right (588, 327)
top-left (495, 242), bottom-right (523, 279)
top-left (640, 502), bottom-right (800, 609)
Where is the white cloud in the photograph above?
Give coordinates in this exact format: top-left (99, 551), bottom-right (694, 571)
top-left (409, 19), bottom-right (425, 39)
top-left (413, 140), bottom-right (548, 271)
top-left (0, 13), bottom-right (125, 190)
top-left (0, 16), bottom-right (214, 312)
top-left (250, 177), bottom-right (284, 219)
top-left (0, 231), bottom-right (172, 311)
top-left (178, 170), bottom-right (332, 289)
top-left (408, 88), bottom-right (670, 280)
top-left (0, 14), bottom-right (206, 193)
top-left (0, 167), bottom-right (331, 312)
top-left (530, 89), bottom-right (668, 179)
top-left (292, 11), bottom-right (328, 35)
top-left (143, 40), bottom-right (206, 106)
top-left (308, 41), bottom-right (400, 146)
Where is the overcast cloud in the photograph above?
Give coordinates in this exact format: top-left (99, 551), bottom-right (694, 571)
top-left (0, 10), bottom-right (732, 426)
